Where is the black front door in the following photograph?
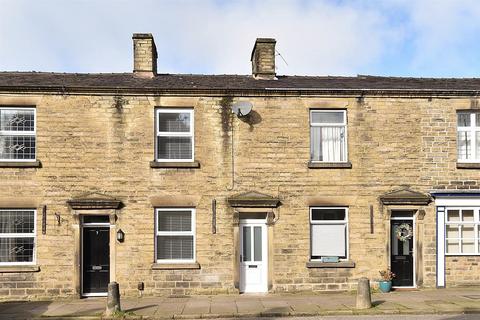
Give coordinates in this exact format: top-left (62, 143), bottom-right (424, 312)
top-left (390, 219), bottom-right (414, 287)
top-left (82, 226), bottom-right (110, 295)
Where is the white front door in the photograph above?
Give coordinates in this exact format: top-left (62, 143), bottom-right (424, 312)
top-left (239, 220), bottom-right (268, 293)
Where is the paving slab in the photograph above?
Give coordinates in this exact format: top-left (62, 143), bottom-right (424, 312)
top-left (209, 301), bottom-right (237, 314)
top-left (182, 300), bottom-right (211, 314)
top-left (235, 299), bottom-right (264, 313)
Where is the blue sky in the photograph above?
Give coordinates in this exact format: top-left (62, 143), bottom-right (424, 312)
top-left (1, 0), bottom-right (480, 77)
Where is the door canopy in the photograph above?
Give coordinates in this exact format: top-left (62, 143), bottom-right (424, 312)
top-left (380, 187), bottom-right (431, 206)
top-left (228, 191), bottom-right (280, 208)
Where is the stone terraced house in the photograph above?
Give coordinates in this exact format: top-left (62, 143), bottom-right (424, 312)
top-left (0, 33), bottom-right (480, 300)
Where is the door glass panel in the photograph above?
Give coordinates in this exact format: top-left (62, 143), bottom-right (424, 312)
top-left (243, 226), bottom-right (251, 262)
top-left (253, 226), bottom-right (262, 261)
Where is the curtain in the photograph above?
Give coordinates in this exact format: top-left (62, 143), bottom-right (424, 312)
top-left (311, 126), bottom-right (345, 162)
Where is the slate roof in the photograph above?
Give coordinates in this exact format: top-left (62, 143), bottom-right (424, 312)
top-left (1, 72), bottom-right (480, 94)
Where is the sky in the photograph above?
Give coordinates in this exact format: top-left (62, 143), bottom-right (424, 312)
top-left (1, 0), bottom-right (480, 77)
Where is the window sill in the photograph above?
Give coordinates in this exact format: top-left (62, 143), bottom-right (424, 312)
top-left (151, 262), bottom-right (201, 270)
top-left (0, 160), bottom-right (41, 168)
top-left (457, 162), bottom-right (480, 169)
top-left (308, 161), bottom-right (352, 169)
top-left (150, 161), bottom-right (200, 169)
top-left (0, 265), bottom-right (40, 273)
top-left (306, 261), bottom-right (355, 268)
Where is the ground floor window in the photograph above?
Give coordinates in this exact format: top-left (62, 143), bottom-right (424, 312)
top-left (445, 207), bottom-right (480, 255)
top-left (310, 207), bottom-right (348, 260)
top-left (0, 209), bottom-right (36, 264)
top-left (155, 208), bottom-right (195, 263)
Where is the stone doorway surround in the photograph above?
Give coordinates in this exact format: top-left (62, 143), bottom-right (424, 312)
top-left (67, 192), bottom-right (122, 298)
top-left (227, 191), bottom-right (280, 292)
top-left (379, 187), bottom-right (432, 288)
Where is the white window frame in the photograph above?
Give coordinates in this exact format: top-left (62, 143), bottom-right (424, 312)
top-left (155, 208), bottom-right (196, 263)
top-left (309, 207), bottom-right (349, 261)
top-left (155, 108), bottom-right (194, 162)
top-left (0, 107), bottom-right (36, 162)
top-left (445, 207), bottom-right (480, 256)
top-left (309, 109), bottom-right (348, 163)
top-left (457, 112), bottom-right (480, 163)
top-left (0, 209), bottom-right (36, 266)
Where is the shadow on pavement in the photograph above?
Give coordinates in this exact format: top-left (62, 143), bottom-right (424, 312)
top-left (124, 304), bottom-right (157, 312)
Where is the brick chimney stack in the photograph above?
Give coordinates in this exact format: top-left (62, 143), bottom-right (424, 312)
top-left (133, 33), bottom-right (157, 78)
top-left (251, 38), bottom-right (276, 80)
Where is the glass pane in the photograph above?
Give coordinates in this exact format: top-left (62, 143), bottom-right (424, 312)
top-left (462, 241), bottom-right (475, 253)
top-left (253, 226), bottom-right (262, 261)
top-left (457, 131), bottom-right (471, 160)
top-left (83, 215), bottom-right (109, 224)
top-left (311, 208), bottom-right (346, 221)
top-left (0, 109), bottom-right (35, 132)
top-left (477, 132), bottom-right (480, 160)
top-left (476, 113), bottom-right (480, 127)
top-left (462, 210), bottom-right (474, 221)
top-left (0, 136), bottom-right (35, 160)
top-left (242, 226), bottom-right (251, 262)
top-left (158, 211), bottom-right (191, 232)
top-left (311, 126), bottom-right (346, 162)
top-left (446, 240), bottom-right (459, 254)
top-left (0, 210), bottom-right (35, 234)
top-left (461, 225), bottom-right (475, 238)
top-left (0, 237), bottom-right (34, 262)
top-left (156, 235), bottom-right (193, 260)
top-left (157, 136), bottom-right (192, 160)
top-left (447, 210), bottom-right (460, 222)
top-left (158, 112), bottom-right (191, 132)
top-left (458, 113), bottom-right (471, 126)
top-left (446, 224), bottom-right (459, 238)
top-left (311, 111), bottom-right (344, 124)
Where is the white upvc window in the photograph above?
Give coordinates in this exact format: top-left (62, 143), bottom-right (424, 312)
top-left (155, 108), bottom-right (194, 162)
top-left (310, 110), bottom-right (347, 162)
top-left (0, 209), bottom-right (36, 265)
top-left (445, 207), bottom-right (480, 255)
top-left (0, 107), bottom-right (36, 161)
top-left (310, 207), bottom-right (349, 260)
top-left (155, 208), bottom-right (195, 263)
top-left (457, 112), bottom-right (480, 162)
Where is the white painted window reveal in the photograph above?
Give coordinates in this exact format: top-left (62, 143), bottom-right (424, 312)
top-left (310, 110), bottom-right (347, 162)
top-left (310, 207), bottom-right (348, 260)
top-left (0, 107), bottom-right (36, 161)
top-left (155, 208), bottom-right (195, 263)
top-left (0, 209), bottom-right (36, 265)
top-left (155, 108), bottom-right (194, 162)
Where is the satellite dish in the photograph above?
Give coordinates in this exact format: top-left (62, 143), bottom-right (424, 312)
top-left (231, 101), bottom-right (253, 117)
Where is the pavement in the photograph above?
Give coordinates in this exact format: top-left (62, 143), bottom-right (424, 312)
top-left (0, 288), bottom-right (479, 319)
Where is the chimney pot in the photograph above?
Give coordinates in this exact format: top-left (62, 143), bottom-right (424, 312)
top-left (250, 38), bottom-right (276, 80)
top-left (133, 33), bottom-right (157, 78)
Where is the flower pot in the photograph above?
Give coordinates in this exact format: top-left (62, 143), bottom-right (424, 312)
top-left (378, 280), bottom-right (392, 293)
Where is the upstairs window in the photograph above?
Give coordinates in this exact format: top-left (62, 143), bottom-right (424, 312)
top-left (0, 209), bottom-right (36, 265)
top-left (155, 108), bottom-right (194, 162)
top-left (457, 112), bottom-right (480, 162)
top-left (0, 107), bottom-right (36, 161)
top-left (155, 208), bottom-right (195, 263)
top-left (310, 207), bottom-right (348, 261)
top-left (310, 110), bottom-right (347, 162)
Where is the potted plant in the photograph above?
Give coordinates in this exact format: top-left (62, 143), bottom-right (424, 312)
top-left (378, 268), bottom-right (395, 293)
